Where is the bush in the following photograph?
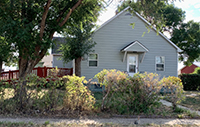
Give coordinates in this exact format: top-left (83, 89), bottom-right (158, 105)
top-left (0, 73), bottom-right (66, 114)
top-left (0, 74), bottom-right (97, 115)
top-left (159, 76), bottom-right (184, 110)
top-left (193, 67), bottom-right (200, 74)
top-left (63, 75), bottom-right (95, 112)
top-left (94, 70), bottom-right (161, 114)
top-left (179, 74), bottom-right (200, 91)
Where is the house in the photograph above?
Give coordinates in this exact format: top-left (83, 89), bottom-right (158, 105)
top-left (41, 37), bottom-right (73, 69)
top-left (43, 7), bottom-right (181, 80)
top-left (180, 62), bottom-right (200, 74)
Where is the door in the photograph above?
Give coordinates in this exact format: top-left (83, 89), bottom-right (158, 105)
top-left (127, 54), bottom-right (138, 76)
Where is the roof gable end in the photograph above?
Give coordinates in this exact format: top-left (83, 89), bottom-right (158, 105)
top-left (95, 7), bottom-right (182, 52)
top-left (121, 40), bottom-right (149, 52)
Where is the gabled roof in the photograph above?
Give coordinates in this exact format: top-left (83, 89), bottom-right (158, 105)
top-left (121, 40), bottom-right (149, 52)
top-left (95, 7), bottom-right (182, 53)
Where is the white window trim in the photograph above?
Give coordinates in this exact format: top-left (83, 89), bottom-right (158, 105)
top-left (88, 53), bottom-right (98, 68)
top-left (155, 56), bottom-right (165, 71)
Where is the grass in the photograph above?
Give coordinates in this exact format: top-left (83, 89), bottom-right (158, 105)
top-left (163, 91), bottom-right (200, 111)
top-left (180, 91), bottom-right (200, 111)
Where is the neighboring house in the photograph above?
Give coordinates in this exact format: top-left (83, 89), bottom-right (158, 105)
top-left (41, 37), bottom-right (73, 68)
top-left (43, 7), bottom-right (181, 80)
top-left (180, 62), bottom-right (200, 74)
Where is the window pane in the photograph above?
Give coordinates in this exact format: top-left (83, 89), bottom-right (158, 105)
top-left (129, 65), bottom-right (136, 73)
top-left (156, 64), bottom-right (164, 71)
top-left (89, 61), bottom-right (97, 66)
top-left (129, 56), bottom-right (136, 65)
top-left (89, 54), bottom-right (97, 60)
top-left (156, 56), bottom-right (164, 64)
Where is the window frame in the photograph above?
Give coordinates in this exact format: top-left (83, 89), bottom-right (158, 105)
top-left (155, 56), bottom-right (165, 71)
top-left (88, 53), bottom-right (98, 67)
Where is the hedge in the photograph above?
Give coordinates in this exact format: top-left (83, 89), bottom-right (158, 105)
top-left (179, 74), bottom-right (200, 91)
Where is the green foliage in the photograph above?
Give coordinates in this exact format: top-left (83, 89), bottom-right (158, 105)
top-left (59, 21), bottom-right (96, 63)
top-left (171, 21), bottom-right (200, 65)
top-left (159, 76), bottom-right (184, 110)
top-left (63, 75), bottom-right (95, 111)
top-left (0, 36), bottom-right (17, 72)
top-left (193, 67), bottom-right (200, 74)
top-left (179, 74), bottom-right (200, 91)
top-left (94, 70), bottom-right (161, 114)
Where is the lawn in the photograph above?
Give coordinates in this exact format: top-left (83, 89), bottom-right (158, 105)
top-left (179, 91), bottom-right (200, 111)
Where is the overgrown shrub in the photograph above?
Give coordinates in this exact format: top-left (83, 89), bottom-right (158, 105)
top-left (0, 73), bottom-right (65, 115)
top-left (0, 71), bottom-right (97, 116)
top-left (63, 75), bottom-right (95, 112)
top-left (179, 74), bottom-right (200, 91)
top-left (94, 70), bottom-right (161, 114)
top-left (159, 76), bottom-right (184, 110)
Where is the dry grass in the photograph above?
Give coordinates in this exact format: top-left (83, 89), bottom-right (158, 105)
top-left (179, 91), bottom-right (200, 111)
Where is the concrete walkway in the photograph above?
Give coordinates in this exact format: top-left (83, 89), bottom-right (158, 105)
top-left (159, 99), bottom-right (200, 116)
top-left (0, 117), bottom-right (200, 125)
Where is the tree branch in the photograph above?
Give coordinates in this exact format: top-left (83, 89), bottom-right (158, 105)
top-left (39, 0), bottom-right (52, 39)
top-left (59, 0), bottom-right (83, 27)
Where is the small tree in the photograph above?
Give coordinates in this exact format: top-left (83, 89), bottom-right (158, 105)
top-left (59, 22), bottom-right (96, 76)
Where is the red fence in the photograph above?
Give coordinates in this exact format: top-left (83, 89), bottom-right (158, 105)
top-left (0, 66), bottom-right (73, 82)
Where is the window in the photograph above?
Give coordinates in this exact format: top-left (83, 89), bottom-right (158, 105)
top-left (88, 54), bottom-right (98, 67)
top-left (156, 56), bottom-right (165, 71)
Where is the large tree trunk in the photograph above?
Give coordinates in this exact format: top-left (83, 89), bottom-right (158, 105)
top-left (75, 57), bottom-right (81, 77)
top-left (18, 51), bottom-right (46, 79)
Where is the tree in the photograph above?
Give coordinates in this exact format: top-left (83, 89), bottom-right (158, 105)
top-left (117, 0), bottom-right (185, 32)
top-left (171, 21), bottom-right (200, 65)
top-left (59, 22), bottom-right (96, 77)
top-left (0, 0), bottom-right (104, 79)
top-left (0, 37), bottom-right (12, 73)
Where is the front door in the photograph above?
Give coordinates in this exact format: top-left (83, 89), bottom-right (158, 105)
top-left (127, 54), bottom-right (138, 76)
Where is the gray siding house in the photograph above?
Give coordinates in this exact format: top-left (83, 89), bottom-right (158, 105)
top-left (46, 7), bottom-right (181, 80)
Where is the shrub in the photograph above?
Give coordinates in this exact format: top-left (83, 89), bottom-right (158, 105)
top-left (193, 67), bottom-right (200, 74)
top-left (0, 73), bottom-right (65, 114)
top-left (63, 75), bottom-right (95, 112)
top-left (179, 74), bottom-right (200, 91)
top-left (159, 76), bottom-right (184, 110)
top-left (94, 70), bottom-right (161, 114)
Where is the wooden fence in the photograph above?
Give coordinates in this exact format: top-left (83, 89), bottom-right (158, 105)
top-left (0, 66), bottom-right (73, 82)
